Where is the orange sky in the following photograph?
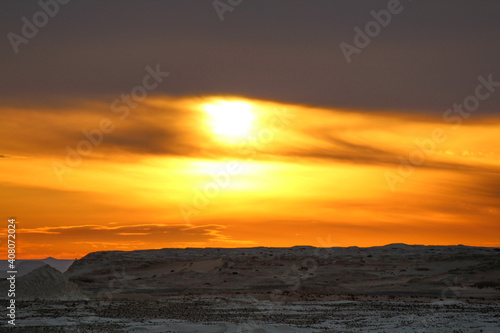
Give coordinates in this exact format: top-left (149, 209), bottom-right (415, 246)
top-left (1, 95), bottom-right (500, 259)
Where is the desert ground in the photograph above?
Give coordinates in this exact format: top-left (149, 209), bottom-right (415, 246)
top-left (1, 244), bottom-right (499, 332)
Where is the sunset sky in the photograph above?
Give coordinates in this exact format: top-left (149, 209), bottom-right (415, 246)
top-left (1, 1), bottom-right (500, 258)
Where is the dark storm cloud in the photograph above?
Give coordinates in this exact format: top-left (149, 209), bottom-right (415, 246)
top-left (1, 0), bottom-right (499, 114)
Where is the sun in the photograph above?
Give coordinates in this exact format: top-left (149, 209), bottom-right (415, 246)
top-left (203, 100), bottom-right (255, 139)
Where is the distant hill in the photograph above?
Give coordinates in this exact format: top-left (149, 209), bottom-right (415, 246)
top-left (65, 244), bottom-right (500, 300)
top-left (0, 264), bottom-right (86, 300)
top-left (0, 258), bottom-right (74, 278)
top-left (41, 257), bottom-right (75, 272)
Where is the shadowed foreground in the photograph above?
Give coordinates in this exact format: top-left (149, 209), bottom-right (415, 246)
top-left (1, 245), bottom-right (499, 332)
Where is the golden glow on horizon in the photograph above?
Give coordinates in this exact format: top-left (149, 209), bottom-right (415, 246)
top-left (203, 100), bottom-right (255, 140)
top-left (1, 95), bottom-right (500, 258)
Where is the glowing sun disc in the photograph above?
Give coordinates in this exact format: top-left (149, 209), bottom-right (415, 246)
top-left (204, 101), bottom-right (255, 138)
